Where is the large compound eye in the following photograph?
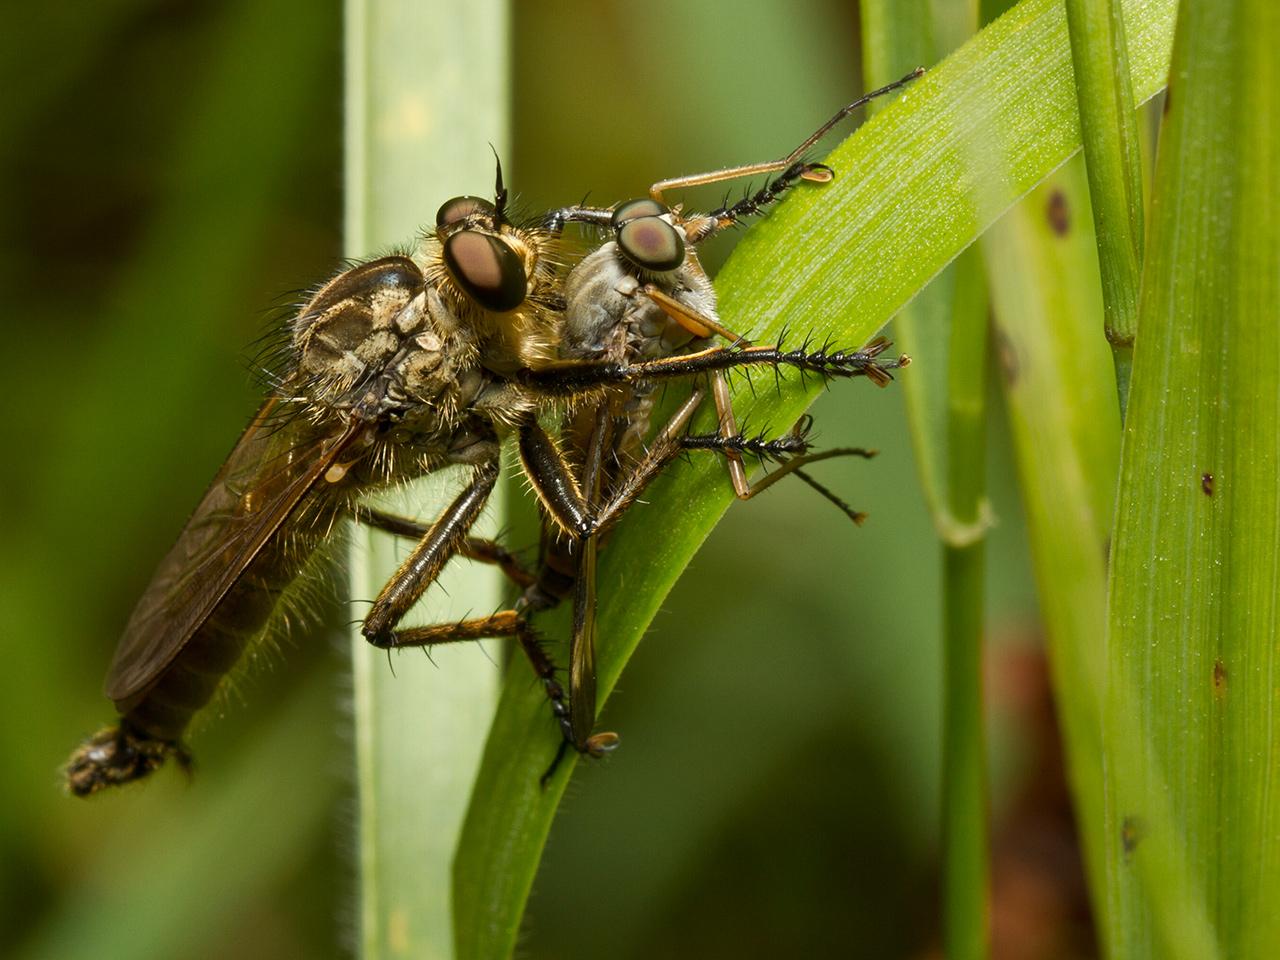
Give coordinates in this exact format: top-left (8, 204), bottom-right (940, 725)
top-left (617, 216), bottom-right (685, 272)
top-left (610, 197), bottom-right (669, 229)
top-left (442, 230), bottom-right (527, 312)
top-left (436, 195), bottom-right (495, 230)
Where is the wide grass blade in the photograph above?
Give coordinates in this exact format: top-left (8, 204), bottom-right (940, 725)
top-left (454, 1), bottom-right (1176, 955)
top-left (1103, 1), bottom-right (1280, 957)
top-left (345, 2), bottom-right (509, 957)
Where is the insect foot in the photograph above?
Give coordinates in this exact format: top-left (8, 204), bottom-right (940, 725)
top-left (65, 724), bottom-right (188, 797)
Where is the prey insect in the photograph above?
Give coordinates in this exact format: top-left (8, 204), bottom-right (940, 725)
top-left (521, 69), bottom-right (923, 775)
top-left (380, 69), bottom-right (924, 781)
top-left (64, 166), bottom-right (887, 795)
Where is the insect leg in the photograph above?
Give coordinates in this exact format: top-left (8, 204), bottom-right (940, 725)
top-left (636, 287), bottom-right (761, 494)
top-left (648, 67), bottom-right (924, 204)
top-left (518, 338), bottom-right (908, 395)
top-left (542, 204), bottom-right (613, 234)
top-left (360, 457), bottom-right (500, 644)
top-left (705, 372), bottom-right (876, 503)
top-left (356, 461), bottom-right (583, 755)
top-left (368, 610), bottom-right (575, 757)
top-left (352, 505), bottom-right (534, 588)
top-left (517, 422), bottom-right (594, 539)
top-left (519, 399), bottom-right (704, 768)
top-left (515, 410), bottom-right (615, 760)
top-left (640, 285), bottom-right (751, 344)
top-left (519, 401), bottom-right (697, 544)
top-left (711, 369), bottom-right (750, 496)
top-left (563, 407), bottom-right (618, 762)
top-left (589, 390), bottom-right (704, 537)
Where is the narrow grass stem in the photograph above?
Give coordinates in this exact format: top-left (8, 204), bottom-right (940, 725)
top-left (345, 3), bottom-right (509, 957)
top-left (941, 254), bottom-right (992, 960)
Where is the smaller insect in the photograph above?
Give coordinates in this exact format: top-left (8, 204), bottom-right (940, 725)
top-left (417, 69), bottom-right (926, 778)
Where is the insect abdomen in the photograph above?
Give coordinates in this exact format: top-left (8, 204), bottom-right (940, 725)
top-left (66, 514), bottom-right (330, 796)
top-left (120, 518), bottom-right (327, 739)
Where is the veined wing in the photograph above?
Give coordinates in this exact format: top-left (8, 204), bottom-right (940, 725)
top-left (106, 400), bottom-right (366, 702)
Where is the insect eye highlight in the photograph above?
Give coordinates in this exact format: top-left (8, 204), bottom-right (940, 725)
top-left (617, 217), bottom-right (685, 273)
top-left (436, 196), bottom-right (496, 231)
top-left (610, 198), bottom-right (670, 229)
top-left (442, 229), bottom-right (528, 312)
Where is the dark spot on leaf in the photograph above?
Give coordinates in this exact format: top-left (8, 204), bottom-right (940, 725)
top-left (1122, 815), bottom-right (1146, 861)
top-left (1202, 472), bottom-right (1214, 496)
top-left (1213, 659), bottom-right (1227, 699)
top-left (995, 326), bottom-right (1019, 385)
top-left (1162, 85), bottom-right (1172, 116)
top-left (1047, 190), bottom-right (1070, 236)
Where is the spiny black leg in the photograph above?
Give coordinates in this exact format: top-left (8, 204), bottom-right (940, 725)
top-left (361, 458), bottom-right (499, 644)
top-left (516, 339), bottom-right (909, 396)
top-left (679, 426), bottom-right (876, 523)
top-left (695, 160), bottom-right (833, 241)
top-left (679, 428), bottom-right (813, 460)
top-left (521, 408), bottom-right (622, 767)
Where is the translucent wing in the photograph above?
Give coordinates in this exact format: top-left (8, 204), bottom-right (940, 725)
top-left (105, 401), bottom-right (364, 702)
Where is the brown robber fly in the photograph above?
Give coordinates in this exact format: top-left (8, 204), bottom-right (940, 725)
top-left (64, 161), bottom-right (887, 795)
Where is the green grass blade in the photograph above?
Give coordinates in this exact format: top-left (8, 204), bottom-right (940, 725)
top-left (984, 159), bottom-right (1120, 922)
top-left (454, 1), bottom-right (1176, 955)
top-left (1104, 2), bottom-right (1279, 957)
top-left (345, 3), bottom-right (509, 957)
top-left (1064, 0), bottom-right (1145, 416)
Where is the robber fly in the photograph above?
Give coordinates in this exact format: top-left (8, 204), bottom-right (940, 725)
top-left (62, 177), bottom-right (565, 794)
top-left (423, 69), bottom-right (925, 779)
top-left (64, 161), bottom-right (886, 795)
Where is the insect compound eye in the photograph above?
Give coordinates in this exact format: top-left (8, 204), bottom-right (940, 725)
top-left (616, 216), bottom-right (685, 273)
top-left (436, 195), bottom-right (496, 231)
top-left (610, 197), bottom-right (670, 229)
top-left (442, 229), bottom-right (528, 312)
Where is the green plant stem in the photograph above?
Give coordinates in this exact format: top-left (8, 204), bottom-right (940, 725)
top-left (1064, 0), bottom-right (1145, 419)
top-left (941, 253), bottom-right (992, 960)
top-left (345, 3), bottom-right (509, 957)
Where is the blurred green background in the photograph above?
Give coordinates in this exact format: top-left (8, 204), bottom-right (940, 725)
top-left (2, 2), bottom-right (1086, 957)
